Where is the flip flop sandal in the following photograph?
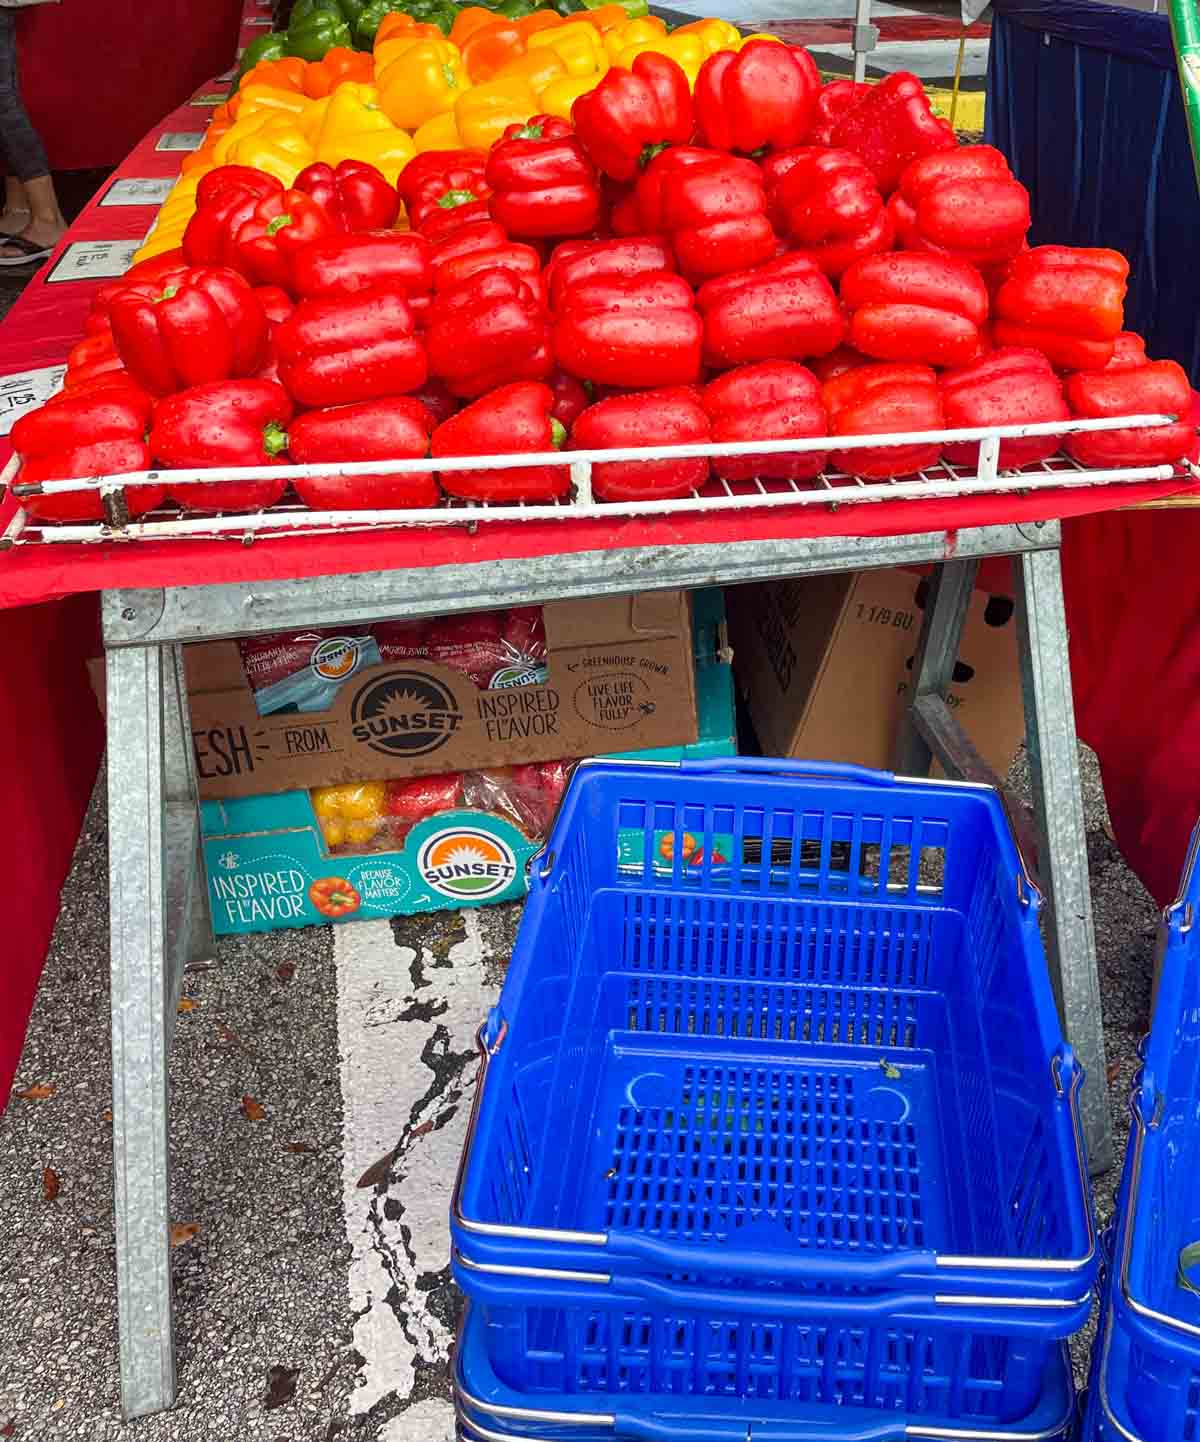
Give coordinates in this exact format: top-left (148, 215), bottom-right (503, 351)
top-left (0, 234), bottom-right (53, 266)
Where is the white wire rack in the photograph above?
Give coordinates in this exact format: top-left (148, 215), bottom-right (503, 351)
top-left (2, 412), bottom-right (1193, 547)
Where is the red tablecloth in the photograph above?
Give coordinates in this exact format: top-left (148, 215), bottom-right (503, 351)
top-left (0, 32), bottom-right (1196, 1102)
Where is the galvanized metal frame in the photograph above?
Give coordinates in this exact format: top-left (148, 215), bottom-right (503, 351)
top-left (99, 515), bottom-right (1111, 1419)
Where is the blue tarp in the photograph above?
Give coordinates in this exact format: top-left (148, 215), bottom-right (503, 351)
top-left (986, 0), bottom-right (1200, 378)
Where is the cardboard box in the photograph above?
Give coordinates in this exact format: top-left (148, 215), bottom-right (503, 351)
top-left (201, 592), bottom-right (735, 934)
top-left (728, 570), bottom-right (1024, 776)
top-left (182, 592), bottom-right (697, 799)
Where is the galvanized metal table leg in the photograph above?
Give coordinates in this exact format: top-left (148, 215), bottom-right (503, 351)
top-left (165, 644), bottom-right (213, 966)
top-left (1014, 547), bottom-right (1113, 1175)
top-left (893, 559), bottom-right (980, 777)
top-left (108, 643), bottom-right (176, 1417)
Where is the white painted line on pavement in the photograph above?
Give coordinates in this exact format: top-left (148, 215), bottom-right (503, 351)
top-left (337, 910), bottom-right (497, 1439)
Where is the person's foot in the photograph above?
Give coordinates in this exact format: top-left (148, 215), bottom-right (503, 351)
top-left (0, 217), bottom-right (65, 265)
top-left (0, 207), bottom-right (29, 236)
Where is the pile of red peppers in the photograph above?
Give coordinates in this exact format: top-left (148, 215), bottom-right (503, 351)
top-left (16, 49), bottom-right (1198, 524)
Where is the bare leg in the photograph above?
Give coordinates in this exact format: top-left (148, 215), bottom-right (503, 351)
top-left (14, 172), bottom-right (65, 248)
top-left (0, 174), bottom-right (29, 234)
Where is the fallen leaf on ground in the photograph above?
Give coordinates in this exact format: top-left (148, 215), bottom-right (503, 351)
top-left (410, 1119), bottom-right (434, 1141)
top-left (177, 997), bottom-right (199, 1014)
top-left (16, 1084), bottom-right (55, 1101)
top-left (285, 1141), bottom-right (315, 1154)
top-left (1107, 1059), bottom-right (1123, 1085)
top-left (42, 1167), bottom-right (60, 1201)
top-left (264, 1365), bottom-right (300, 1410)
top-left (276, 961), bottom-right (296, 983)
top-left (102, 1109), bottom-right (113, 1124)
top-left (0, 1415), bottom-right (14, 1436)
top-left (356, 1145), bottom-right (397, 1189)
top-left (242, 1095), bottom-right (266, 1122)
top-left (170, 1222), bottom-right (200, 1247)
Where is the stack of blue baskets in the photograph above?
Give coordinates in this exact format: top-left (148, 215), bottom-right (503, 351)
top-left (1080, 825), bottom-right (1200, 1441)
top-left (450, 758), bottom-right (1099, 1442)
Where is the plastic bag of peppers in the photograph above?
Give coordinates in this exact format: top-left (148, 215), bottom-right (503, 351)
top-left (15, 48), bottom-right (1198, 527)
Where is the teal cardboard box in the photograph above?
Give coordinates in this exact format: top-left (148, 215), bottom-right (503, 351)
top-left (202, 590), bottom-right (734, 934)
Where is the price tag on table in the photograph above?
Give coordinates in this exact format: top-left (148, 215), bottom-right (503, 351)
top-left (100, 177), bottom-right (176, 208)
top-left (0, 365), bottom-right (65, 436)
top-left (45, 240), bottom-right (141, 285)
top-left (191, 93), bottom-right (227, 106)
top-left (244, 15), bottom-right (272, 24)
top-left (215, 68), bottom-right (236, 82)
top-left (155, 131), bottom-right (205, 152)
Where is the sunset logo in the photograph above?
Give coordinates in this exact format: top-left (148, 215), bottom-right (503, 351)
top-left (310, 636), bottom-right (366, 682)
top-left (418, 828), bottom-right (518, 900)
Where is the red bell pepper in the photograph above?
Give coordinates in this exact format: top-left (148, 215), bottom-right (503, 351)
top-left (840, 252), bottom-right (989, 367)
top-left (291, 232), bottom-right (434, 300)
top-left (697, 252), bottom-right (844, 368)
top-left (607, 182), bottom-right (643, 236)
top-left (486, 115), bottom-right (602, 239)
top-left (428, 268), bottom-right (552, 397)
top-left (654, 147), bottom-right (775, 282)
top-left (633, 144), bottom-right (720, 231)
top-left (183, 167), bottom-right (285, 268)
top-left (433, 241), bottom-right (544, 302)
top-left (939, 347), bottom-right (1068, 469)
top-left (425, 612), bottom-right (506, 688)
top-left (572, 386), bottom-right (710, 500)
top-left (701, 361), bottom-right (827, 482)
top-left (64, 330), bottom-right (125, 390)
top-left (771, 146), bottom-right (893, 278)
top-left (1103, 331), bottom-right (1149, 371)
top-left (828, 71), bottom-right (955, 195)
top-left (810, 344), bottom-right (869, 383)
top-left (385, 773), bottom-right (463, 826)
top-left (431, 381), bottom-right (568, 501)
top-left (1065, 359), bottom-right (1197, 467)
top-left (823, 361), bottom-right (944, 478)
top-left (233, 188), bottom-right (338, 291)
top-left (554, 271), bottom-right (702, 387)
top-left (409, 377), bottom-right (460, 424)
top-left (12, 386), bottom-right (163, 524)
top-left (408, 164), bottom-right (493, 241)
top-left (87, 250), bottom-right (186, 329)
top-left (149, 379), bottom-right (294, 513)
top-left (109, 266), bottom-right (269, 395)
top-left (546, 235), bottom-right (674, 309)
top-left (992, 246), bottom-right (1128, 370)
top-left (694, 40), bottom-right (820, 154)
top-left (572, 53), bottom-right (694, 183)
top-left (810, 79), bottom-right (870, 145)
top-left (431, 219), bottom-right (509, 274)
top-left (549, 369), bottom-right (589, 427)
top-left (276, 285), bottom-right (426, 408)
top-left (892, 145), bottom-right (1029, 267)
top-left (396, 148), bottom-right (488, 205)
top-left (286, 397), bottom-right (438, 510)
top-left (294, 159), bottom-right (400, 233)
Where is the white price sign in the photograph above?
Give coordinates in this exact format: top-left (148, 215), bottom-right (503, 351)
top-left (244, 15), bottom-right (272, 24)
top-left (45, 240), bottom-right (141, 284)
top-left (100, 177), bottom-right (176, 208)
top-left (0, 365), bottom-right (65, 436)
top-left (190, 93), bottom-right (227, 106)
top-left (155, 131), bottom-right (205, 152)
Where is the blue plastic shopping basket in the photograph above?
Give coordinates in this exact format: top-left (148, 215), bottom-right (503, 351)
top-left (1083, 822), bottom-right (1200, 1442)
top-left (453, 1302), bottom-right (1079, 1442)
top-left (452, 759), bottom-right (1096, 1305)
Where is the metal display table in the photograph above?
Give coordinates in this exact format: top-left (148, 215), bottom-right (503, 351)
top-left (19, 414), bottom-right (1185, 1417)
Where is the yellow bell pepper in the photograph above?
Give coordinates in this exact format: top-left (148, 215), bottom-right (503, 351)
top-left (671, 18), bottom-right (742, 56)
top-left (538, 70), bottom-right (602, 120)
top-left (377, 39), bottom-right (467, 131)
top-left (234, 82), bottom-right (312, 120)
top-left (311, 82), bottom-right (416, 184)
top-left (311, 782), bottom-right (387, 849)
top-left (297, 94), bottom-right (332, 143)
top-left (455, 74), bottom-right (538, 149)
top-left (527, 20), bottom-right (606, 77)
top-left (373, 31), bottom-right (436, 73)
top-left (228, 119), bottom-right (316, 188)
top-left (209, 107), bottom-right (278, 166)
top-left (741, 32), bottom-right (784, 44)
top-left (492, 48), bottom-right (567, 96)
top-left (413, 109), bottom-right (465, 151)
top-left (614, 32), bottom-right (709, 86)
top-left (603, 15), bottom-right (666, 61)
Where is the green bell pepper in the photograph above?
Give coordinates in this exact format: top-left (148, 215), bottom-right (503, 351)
top-left (289, 0), bottom-right (345, 21)
top-left (581, 0), bottom-right (647, 13)
top-left (353, 0), bottom-right (396, 47)
top-left (237, 31), bottom-right (290, 81)
top-left (496, 0), bottom-right (538, 15)
top-left (286, 7), bottom-right (353, 59)
top-left (550, 0), bottom-right (585, 14)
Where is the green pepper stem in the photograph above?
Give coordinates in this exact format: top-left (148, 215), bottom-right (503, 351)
top-left (550, 416), bottom-right (567, 448)
top-left (265, 213), bottom-right (294, 236)
top-left (438, 188), bottom-right (478, 208)
top-left (263, 421), bottom-right (289, 458)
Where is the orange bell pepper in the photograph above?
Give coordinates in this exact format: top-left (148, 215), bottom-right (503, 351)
top-left (376, 11), bottom-right (436, 45)
top-left (239, 56), bottom-right (308, 95)
top-left (450, 5), bottom-right (502, 46)
top-left (493, 48), bottom-right (566, 95)
top-left (303, 46), bottom-right (373, 98)
top-left (461, 20), bottom-right (525, 83)
top-left (377, 38), bottom-right (468, 130)
top-left (527, 20), bottom-right (605, 76)
top-left (373, 23), bottom-right (450, 72)
top-left (578, 4), bottom-right (628, 33)
top-left (516, 10), bottom-right (563, 39)
top-left (455, 74), bottom-right (538, 147)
